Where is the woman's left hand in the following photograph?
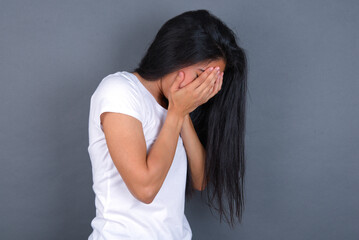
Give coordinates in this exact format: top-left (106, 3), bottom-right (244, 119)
top-left (180, 70), bottom-right (224, 100)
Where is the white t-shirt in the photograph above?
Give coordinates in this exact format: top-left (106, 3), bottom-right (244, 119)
top-left (87, 71), bottom-right (192, 240)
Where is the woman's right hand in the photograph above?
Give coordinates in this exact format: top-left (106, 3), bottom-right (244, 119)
top-left (168, 66), bottom-right (221, 118)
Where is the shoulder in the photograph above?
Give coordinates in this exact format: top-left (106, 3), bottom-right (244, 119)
top-left (90, 71), bottom-right (144, 106)
top-left (95, 71), bottom-right (139, 97)
top-left (90, 71), bottom-right (146, 126)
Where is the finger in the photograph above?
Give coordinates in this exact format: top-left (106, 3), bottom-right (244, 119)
top-left (207, 74), bottom-right (221, 99)
top-left (183, 67), bottom-right (215, 92)
top-left (196, 67), bottom-right (220, 94)
top-left (201, 76), bottom-right (217, 102)
top-left (219, 72), bottom-right (223, 91)
top-left (214, 74), bottom-right (222, 93)
top-left (202, 69), bottom-right (221, 99)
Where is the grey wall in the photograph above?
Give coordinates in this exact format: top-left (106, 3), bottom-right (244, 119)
top-left (0, 0), bottom-right (358, 239)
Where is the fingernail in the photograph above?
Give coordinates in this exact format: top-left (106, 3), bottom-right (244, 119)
top-left (209, 67), bottom-right (214, 71)
top-left (215, 67), bottom-right (220, 70)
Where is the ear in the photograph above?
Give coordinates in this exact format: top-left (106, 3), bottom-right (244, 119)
top-left (179, 72), bottom-right (187, 88)
top-left (171, 71), bottom-right (185, 91)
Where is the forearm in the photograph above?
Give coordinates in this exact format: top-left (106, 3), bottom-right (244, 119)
top-left (146, 110), bottom-right (185, 198)
top-left (180, 114), bottom-right (207, 191)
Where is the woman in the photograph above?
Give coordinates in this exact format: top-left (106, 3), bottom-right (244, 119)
top-left (88, 9), bottom-right (247, 239)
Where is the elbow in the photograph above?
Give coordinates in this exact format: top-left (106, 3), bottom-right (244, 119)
top-left (128, 171), bottom-right (161, 204)
top-left (140, 195), bottom-right (155, 205)
top-left (135, 185), bottom-right (156, 204)
top-left (193, 180), bottom-right (207, 191)
top-left (195, 185), bottom-right (206, 192)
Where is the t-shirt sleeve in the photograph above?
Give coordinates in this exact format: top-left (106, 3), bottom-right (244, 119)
top-left (90, 74), bottom-right (144, 131)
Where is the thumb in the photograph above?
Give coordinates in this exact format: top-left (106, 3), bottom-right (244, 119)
top-left (171, 71), bottom-right (185, 90)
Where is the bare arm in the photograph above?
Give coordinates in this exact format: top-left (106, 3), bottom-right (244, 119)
top-left (180, 114), bottom-right (207, 191)
top-left (101, 109), bottom-right (184, 204)
top-left (179, 68), bottom-right (224, 191)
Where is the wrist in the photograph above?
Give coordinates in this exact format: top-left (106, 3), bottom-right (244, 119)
top-left (167, 106), bottom-right (186, 119)
top-left (180, 113), bottom-right (190, 135)
top-left (167, 109), bottom-right (185, 132)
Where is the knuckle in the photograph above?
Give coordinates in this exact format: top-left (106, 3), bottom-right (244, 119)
top-left (204, 68), bottom-right (213, 76)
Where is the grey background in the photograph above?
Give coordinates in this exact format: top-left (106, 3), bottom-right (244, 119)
top-left (0, 0), bottom-right (358, 239)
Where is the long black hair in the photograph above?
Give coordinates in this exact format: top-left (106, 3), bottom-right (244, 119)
top-left (132, 9), bottom-right (248, 228)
